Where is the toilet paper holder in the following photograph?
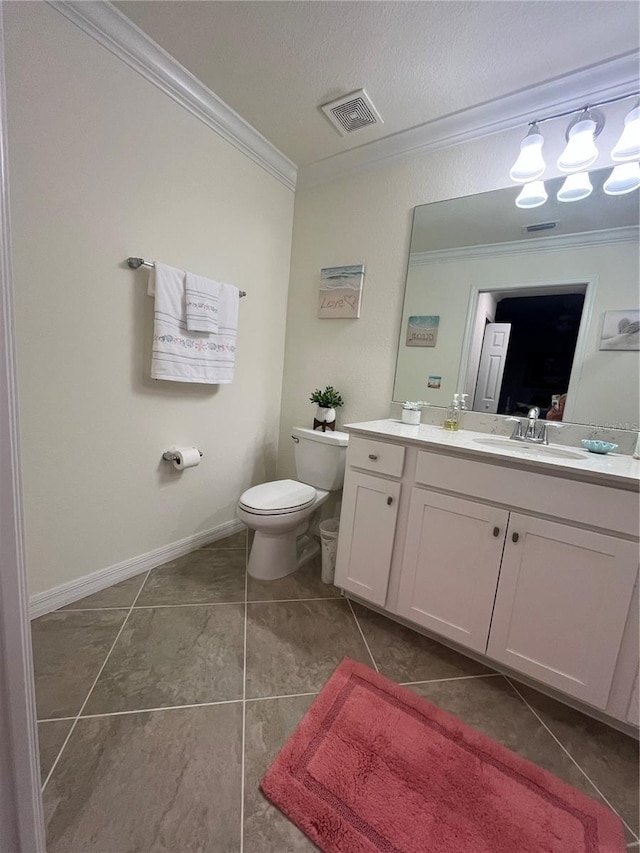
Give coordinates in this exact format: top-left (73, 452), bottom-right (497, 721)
top-left (162, 449), bottom-right (203, 463)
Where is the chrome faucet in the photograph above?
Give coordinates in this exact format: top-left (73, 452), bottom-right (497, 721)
top-left (507, 407), bottom-right (549, 444)
top-left (526, 406), bottom-right (540, 439)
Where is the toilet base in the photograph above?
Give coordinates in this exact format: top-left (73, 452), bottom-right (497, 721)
top-left (247, 527), bottom-right (319, 581)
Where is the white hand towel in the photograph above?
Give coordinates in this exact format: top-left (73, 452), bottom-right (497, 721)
top-left (148, 263), bottom-right (239, 384)
top-left (185, 272), bottom-right (220, 334)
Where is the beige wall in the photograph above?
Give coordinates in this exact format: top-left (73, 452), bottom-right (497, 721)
top-left (5, 4), bottom-right (294, 595)
top-left (278, 119), bottom-right (637, 478)
top-left (278, 134), bottom-right (524, 477)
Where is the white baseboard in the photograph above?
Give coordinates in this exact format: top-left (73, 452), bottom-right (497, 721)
top-left (29, 518), bottom-right (245, 619)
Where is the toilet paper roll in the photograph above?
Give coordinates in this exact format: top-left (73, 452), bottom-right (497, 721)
top-left (172, 447), bottom-right (201, 470)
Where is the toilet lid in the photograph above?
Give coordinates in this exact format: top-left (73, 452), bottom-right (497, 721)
top-left (239, 479), bottom-right (316, 514)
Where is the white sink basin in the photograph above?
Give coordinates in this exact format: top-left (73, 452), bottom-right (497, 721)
top-left (471, 437), bottom-right (588, 461)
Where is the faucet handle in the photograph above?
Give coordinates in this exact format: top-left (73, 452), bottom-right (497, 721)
top-left (535, 421), bottom-right (549, 444)
top-left (506, 417), bottom-right (525, 440)
top-left (527, 406), bottom-right (540, 419)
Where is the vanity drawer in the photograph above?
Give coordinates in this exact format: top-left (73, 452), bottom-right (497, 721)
top-left (348, 437), bottom-right (405, 478)
top-left (415, 450), bottom-right (639, 537)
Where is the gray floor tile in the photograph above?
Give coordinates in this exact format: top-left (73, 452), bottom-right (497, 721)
top-left (44, 704), bottom-right (243, 853)
top-left (201, 528), bottom-right (248, 551)
top-left (410, 677), bottom-right (634, 842)
top-left (245, 599), bottom-right (371, 699)
top-left (244, 695), bottom-right (319, 852)
top-left (60, 573), bottom-right (146, 610)
top-left (38, 720), bottom-right (73, 783)
top-left (32, 611), bottom-right (126, 719)
top-left (516, 684), bottom-right (640, 838)
top-left (84, 605), bottom-right (245, 714)
top-left (247, 555), bottom-right (339, 602)
top-left (351, 601), bottom-right (492, 683)
top-left (137, 549), bottom-right (246, 605)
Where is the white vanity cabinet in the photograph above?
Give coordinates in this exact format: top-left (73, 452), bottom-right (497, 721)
top-left (336, 423), bottom-right (640, 724)
top-left (396, 490), bottom-right (508, 653)
top-left (486, 515), bottom-right (638, 707)
top-left (334, 438), bottom-right (404, 606)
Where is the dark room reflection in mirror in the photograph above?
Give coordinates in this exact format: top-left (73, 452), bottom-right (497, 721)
top-left (394, 167), bottom-right (639, 429)
top-left (471, 289), bottom-right (585, 420)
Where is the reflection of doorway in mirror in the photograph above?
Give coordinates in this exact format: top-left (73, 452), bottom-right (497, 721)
top-left (467, 286), bottom-right (587, 420)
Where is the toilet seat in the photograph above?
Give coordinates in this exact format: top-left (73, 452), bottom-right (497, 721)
top-left (239, 479), bottom-right (316, 516)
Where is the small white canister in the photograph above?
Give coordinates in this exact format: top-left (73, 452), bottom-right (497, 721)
top-left (401, 405), bottom-right (421, 425)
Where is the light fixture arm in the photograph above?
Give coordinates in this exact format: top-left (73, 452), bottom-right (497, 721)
top-left (526, 90), bottom-right (640, 129)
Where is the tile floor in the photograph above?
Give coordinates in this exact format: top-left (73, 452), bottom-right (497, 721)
top-left (33, 528), bottom-right (639, 852)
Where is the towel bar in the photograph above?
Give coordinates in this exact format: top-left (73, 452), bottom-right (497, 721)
top-left (127, 257), bottom-right (247, 297)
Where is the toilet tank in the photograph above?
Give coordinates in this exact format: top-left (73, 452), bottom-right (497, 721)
top-left (291, 427), bottom-right (349, 491)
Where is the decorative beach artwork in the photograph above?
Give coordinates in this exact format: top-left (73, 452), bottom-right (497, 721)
top-left (427, 375), bottom-right (442, 389)
top-left (406, 315), bottom-right (439, 347)
top-left (599, 310), bottom-right (640, 351)
top-left (318, 265), bottom-right (365, 319)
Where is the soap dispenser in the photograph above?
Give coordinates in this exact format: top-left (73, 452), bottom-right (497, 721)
top-left (444, 394), bottom-right (460, 431)
top-left (459, 394), bottom-right (469, 427)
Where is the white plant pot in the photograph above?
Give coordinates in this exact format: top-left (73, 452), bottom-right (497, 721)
top-left (401, 408), bottom-right (421, 425)
top-left (316, 406), bottom-right (336, 424)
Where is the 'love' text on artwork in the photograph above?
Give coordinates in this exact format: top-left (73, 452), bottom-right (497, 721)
top-left (320, 295), bottom-right (358, 310)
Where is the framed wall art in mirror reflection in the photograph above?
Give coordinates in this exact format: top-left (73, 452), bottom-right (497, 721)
top-left (407, 315), bottom-right (439, 347)
top-left (318, 264), bottom-right (364, 319)
top-left (599, 310), bottom-right (640, 351)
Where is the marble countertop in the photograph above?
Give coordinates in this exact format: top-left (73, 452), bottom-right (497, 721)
top-left (344, 419), bottom-right (640, 490)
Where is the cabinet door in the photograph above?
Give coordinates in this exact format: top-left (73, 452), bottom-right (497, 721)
top-left (487, 514), bottom-right (638, 709)
top-left (334, 471), bottom-right (400, 606)
top-left (396, 489), bottom-right (508, 653)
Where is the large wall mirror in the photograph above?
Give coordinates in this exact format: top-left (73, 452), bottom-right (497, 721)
top-left (393, 167), bottom-right (639, 429)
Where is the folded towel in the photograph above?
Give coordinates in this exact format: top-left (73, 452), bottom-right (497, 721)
top-left (185, 272), bottom-right (220, 334)
top-left (148, 263), bottom-right (239, 384)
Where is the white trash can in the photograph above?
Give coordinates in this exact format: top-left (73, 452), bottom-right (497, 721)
top-left (318, 518), bottom-right (340, 585)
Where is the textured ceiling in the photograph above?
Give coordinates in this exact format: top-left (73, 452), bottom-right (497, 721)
top-left (115, 1), bottom-right (639, 167)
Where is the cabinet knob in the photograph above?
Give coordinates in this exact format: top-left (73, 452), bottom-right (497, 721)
top-left (369, 454), bottom-right (378, 460)
top-left (492, 526), bottom-right (500, 537)
top-left (512, 532), bottom-right (520, 543)
top-left (387, 496), bottom-right (393, 506)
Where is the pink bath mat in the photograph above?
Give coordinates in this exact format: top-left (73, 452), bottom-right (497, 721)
top-left (261, 658), bottom-right (625, 853)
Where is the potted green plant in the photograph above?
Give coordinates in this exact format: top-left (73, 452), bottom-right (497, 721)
top-left (309, 385), bottom-right (344, 427)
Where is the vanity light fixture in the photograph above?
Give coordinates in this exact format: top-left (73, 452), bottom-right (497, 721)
top-left (557, 109), bottom-right (603, 173)
top-left (557, 172), bottom-right (593, 203)
top-left (603, 161), bottom-right (640, 195)
top-left (509, 124), bottom-right (546, 183)
top-left (611, 103), bottom-right (640, 162)
top-left (511, 91), bottom-right (640, 208)
top-left (515, 180), bottom-right (548, 209)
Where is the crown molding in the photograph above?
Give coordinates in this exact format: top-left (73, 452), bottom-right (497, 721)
top-left (299, 53), bottom-right (640, 189)
top-left (410, 226), bottom-right (639, 265)
top-left (47, 1), bottom-right (297, 191)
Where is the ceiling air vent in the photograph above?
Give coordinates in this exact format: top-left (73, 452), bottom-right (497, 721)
top-left (321, 89), bottom-right (383, 136)
top-left (523, 221), bottom-right (558, 233)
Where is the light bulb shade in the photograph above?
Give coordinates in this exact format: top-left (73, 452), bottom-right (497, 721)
top-left (510, 125), bottom-right (546, 183)
top-left (515, 181), bottom-right (548, 208)
top-left (611, 105), bottom-right (640, 162)
top-left (603, 162), bottom-right (640, 195)
top-left (557, 119), bottom-right (599, 172)
top-left (557, 172), bottom-right (593, 202)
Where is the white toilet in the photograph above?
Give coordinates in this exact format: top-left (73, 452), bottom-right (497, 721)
top-left (237, 427), bottom-right (349, 580)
